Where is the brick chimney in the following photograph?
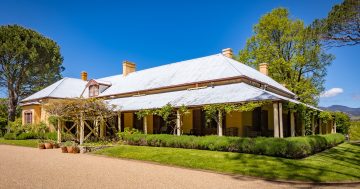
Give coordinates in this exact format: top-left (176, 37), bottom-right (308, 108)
top-left (81, 71), bottom-right (88, 81)
top-left (123, 61), bottom-right (136, 76)
top-left (222, 48), bottom-right (233, 58)
top-left (259, 63), bottom-right (269, 76)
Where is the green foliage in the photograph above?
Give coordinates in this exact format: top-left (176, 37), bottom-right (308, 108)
top-left (238, 8), bottom-right (334, 105)
top-left (203, 102), bottom-right (265, 125)
top-left (117, 133), bottom-right (344, 159)
top-left (44, 98), bottom-right (118, 122)
top-left (135, 109), bottom-right (153, 120)
top-left (95, 143), bottom-right (360, 182)
top-left (334, 112), bottom-right (351, 134)
top-left (7, 118), bottom-right (24, 136)
top-left (349, 121), bottom-right (360, 141)
top-left (16, 132), bottom-right (39, 140)
top-left (0, 25), bottom-right (64, 121)
top-left (48, 115), bottom-right (58, 129)
top-left (285, 102), bottom-right (319, 135)
top-left (312, 0), bottom-right (359, 47)
top-left (153, 103), bottom-right (174, 125)
top-left (319, 111), bottom-right (333, 124)
top-left (0, 98), bottom-right (8, 136)
top-left (3, 132), bottom-right (17, 140)
top-left (3, 131), bottom-right (59, 141)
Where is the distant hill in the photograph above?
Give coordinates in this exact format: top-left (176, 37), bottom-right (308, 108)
top-left (320, 105), bottom-right (360, 120)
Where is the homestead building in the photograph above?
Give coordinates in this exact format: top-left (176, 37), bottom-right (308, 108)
top-left (20, 48), bottom-right (336, 142)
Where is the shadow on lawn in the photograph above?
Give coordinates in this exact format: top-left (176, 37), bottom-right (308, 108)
top-left (224, 143), bottom-right (360, 182)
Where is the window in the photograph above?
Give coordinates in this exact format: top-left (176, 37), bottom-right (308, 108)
top-left (24, 112), bottom-right (32, 124)
top-left (89, 85), bottom-right (99, 97)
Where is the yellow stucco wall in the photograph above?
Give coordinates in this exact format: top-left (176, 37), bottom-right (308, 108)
top-left (224, 104), bottom-right (277, 137)
top-left (226, 111), bottom-right (243, 136)
top-left (182, 109), bottom-right (193, 134)
top-left (22, 105), bottom-right (42, 125)
top-left (242, 111), bottom-right (252, 128)
top-left (123, 113), bottom-right (133, 129)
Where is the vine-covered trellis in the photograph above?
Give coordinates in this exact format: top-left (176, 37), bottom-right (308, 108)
top-left (44, 98), bottom-right (118, 144)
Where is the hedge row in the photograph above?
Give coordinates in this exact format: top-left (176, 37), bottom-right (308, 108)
top-left (3, 132), bottom-right (73, 141)
top-left (118, 133), bottom-right (345, 158)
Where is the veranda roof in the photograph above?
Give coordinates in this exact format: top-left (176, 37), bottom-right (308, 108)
top-left (106, 83), bottom-right (282, 111)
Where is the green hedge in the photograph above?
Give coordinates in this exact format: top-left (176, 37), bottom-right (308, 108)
top-left (3, 131), bottom-right (73, 141)
top-left (118, 133), bottom-right (345, 158)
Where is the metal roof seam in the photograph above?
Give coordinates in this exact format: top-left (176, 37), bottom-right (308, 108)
top-left (47, 77), bottom-right (68, 98)
top-left (220, 54), bottom-right (245, 76)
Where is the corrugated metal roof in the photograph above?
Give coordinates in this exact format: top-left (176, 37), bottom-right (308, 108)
top-left (22, 54), bottom-right (293, 103)
top-left (106, 83), bottom-right (281, 111)
top-left (97, 54), bottom-right (294, 97)
top-left (21, 78), bottom-right (87, 102)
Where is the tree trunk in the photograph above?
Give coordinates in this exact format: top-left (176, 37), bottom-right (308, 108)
top-left (7, 87), bottom-right (18, 122)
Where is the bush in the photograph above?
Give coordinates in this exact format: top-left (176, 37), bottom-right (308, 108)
top-left (16, 132), bottom-right (40, 140)
top-left (4, 133), bottom-right (17, 140)
top-left (118, 132), bottom-right (345, 159)
top-left (349, 121), bottom-right (360, 141)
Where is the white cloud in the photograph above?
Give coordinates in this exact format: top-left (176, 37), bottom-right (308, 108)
top-left (320, 88), bottom-right (344, 98)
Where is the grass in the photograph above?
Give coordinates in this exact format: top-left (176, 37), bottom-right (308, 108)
top-left (0, 138), bottom-right (39, 148)
top-left (350, 121), bottom-right (360, 141)
top-left (94, 142), bottom-right (360, 182)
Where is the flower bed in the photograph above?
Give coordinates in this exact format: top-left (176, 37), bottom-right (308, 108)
top-left (118, 133), bottom-right (345, 158)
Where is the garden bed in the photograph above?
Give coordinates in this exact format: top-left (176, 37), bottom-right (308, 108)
top-left (118, 133), bottom-right (345, 158)
top-left (94, 142), bottom-right (360, 182)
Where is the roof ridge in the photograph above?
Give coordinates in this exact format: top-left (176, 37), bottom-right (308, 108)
top-left (47, 78), bottom-right (68, 98)
top-left (97, 54), bottom-right (220, 80)
top-left (219, 54), bottom-right (245, 76)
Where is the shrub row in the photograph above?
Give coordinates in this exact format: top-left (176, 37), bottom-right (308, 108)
top-left (3, 131), bottom-right (73, 141)
top-left (118, 133), bottom-right (345, 158)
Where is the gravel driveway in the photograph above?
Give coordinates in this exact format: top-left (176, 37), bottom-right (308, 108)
top-left (0, 145), bottom-right (357, 189)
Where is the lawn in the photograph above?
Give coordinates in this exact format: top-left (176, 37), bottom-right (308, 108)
top-left (350, 121), bottom-right (360, 141)
top-left (94, 142), bottom-right (360, 182)
top-left (0, 138), bottom-right (38, 148)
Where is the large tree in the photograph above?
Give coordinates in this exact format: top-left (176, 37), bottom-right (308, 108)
top-left (238, 8), bottom-right (334, 105)
top-left (312, 0), bottom-right (360, 48)
top-left (0, 25), bottom-right (64, 122)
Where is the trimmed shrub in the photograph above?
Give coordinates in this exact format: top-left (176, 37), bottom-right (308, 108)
top-left (16, 132), bottom-right (40, 140)
top-left (4, 133), bottom-right (17, 140)
top-left (118, 132), bottom-right (345, 159)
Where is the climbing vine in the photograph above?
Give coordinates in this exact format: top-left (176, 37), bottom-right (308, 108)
top-left (319, 111), bottom-right (333, 124)
top-left (135, 109), bottom-right (153, 120)
top-left (284, 102), bottom-right (320, 135)
top-left (203, 101), bottom-right (268, 125)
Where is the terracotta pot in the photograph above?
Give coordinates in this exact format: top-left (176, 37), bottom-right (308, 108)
top-left (53, 143), bottom-right (60, 148)
top-left (61, 146), bottom-right (68, 153)
top-left (44, 142), bottom-right (53, 149)
top-left (38, 143), bottom-right (45, 149)
top-left (66, 146), bottom-right (74, 153)
top-left (73, 146), bottom-right (80, 154)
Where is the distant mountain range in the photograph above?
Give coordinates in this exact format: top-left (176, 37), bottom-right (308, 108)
top-left (320, 105), bottom-right (360, 120)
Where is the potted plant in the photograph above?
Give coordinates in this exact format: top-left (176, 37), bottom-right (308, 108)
top-left (63, 141), bottom-right (72, 153)
top-left (44, 140), bottom-right (53, 149)
top-left (60, 142), bottom-right (68, 153)
top-left (73, 145), bottom-right (80, 153)
top-left (53, 142), bottom-right (60, 149)
top-left (38, 140), bottom-right (45, 149)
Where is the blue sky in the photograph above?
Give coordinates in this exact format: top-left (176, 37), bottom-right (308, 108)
top-left (1, 0), bottom-right (359, 107)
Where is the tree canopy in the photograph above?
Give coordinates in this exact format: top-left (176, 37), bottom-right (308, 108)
top-left (238, 8), bottom-right (334, 105)
top-left (0, 25), bottom-right (64, 121)
top-left (312, 0), bottom-right (360, 47)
